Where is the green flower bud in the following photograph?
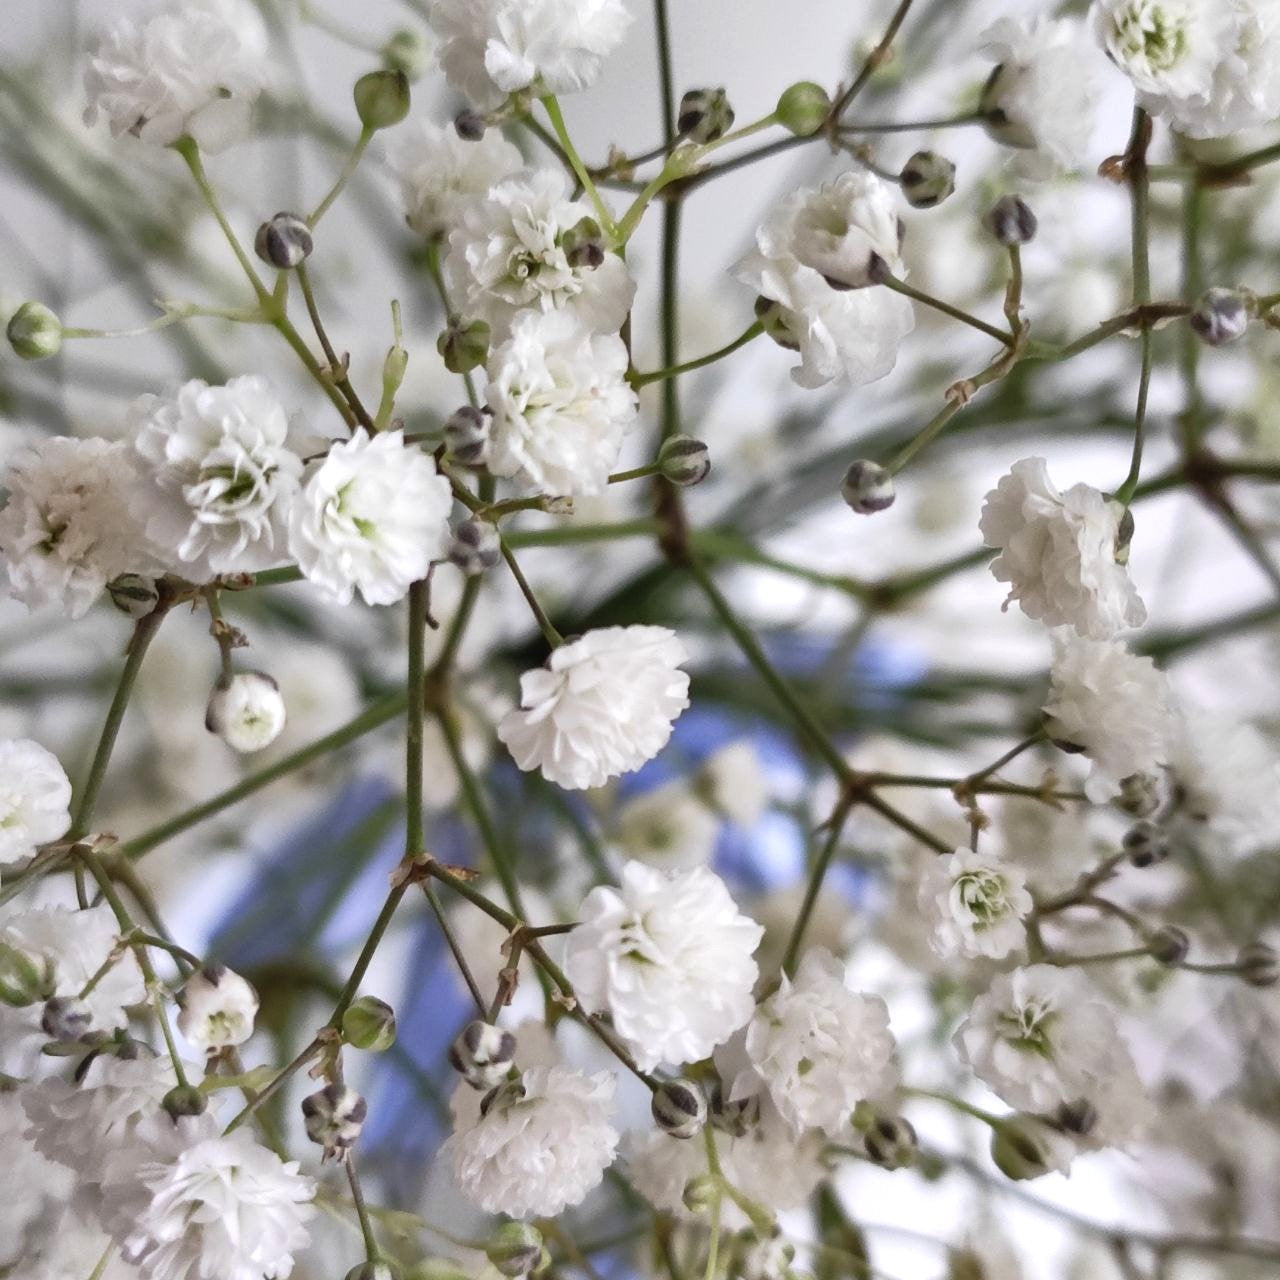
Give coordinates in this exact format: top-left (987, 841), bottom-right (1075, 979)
top-left (682, 1172), bottom-right (719, 1214)
top-left (486, 1221), bottom-right (545, 1277)
top-left (0, 942), bottom-right (54, 1007)
top-left (162, 1083), bottom-right (208, 1120)
top-left (989, 1116), bottom-right (1059, 1181)
top-left (353, 69), bottom-right (411, 131)
top-left (776, 82), bottom-right (831, 137)
top-left (861, 1113), bottom-right (917, 1169)
top-left (342, 995), bottom-right (397, 1051)
top-left (658, 435), bottom-right (711, 487)
top-left (678, 87), bottom-right (735, 144)
top-left (7, 302), bottom-right (63, 360)
top-left (382, 28), bottom-right (431, 81)
top-left (437, 317), bottom-right (491, 374)
top-left (562, 216), bottom-right (606, 270)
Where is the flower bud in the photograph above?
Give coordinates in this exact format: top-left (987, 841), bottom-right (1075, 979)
top-left (1053, 1098), bottom-right (1097, 1136)
top-left (1148, 925), bottom-right (1190, 966)
top-left (437, 317), bottom-right (490, 374)
top-left (177, 965), bottom-right (259, 1050)
top-left (346, 1263), bottom-right (403, 1280)
top-left (651, 1077), bottom-right (707, 1139)
top-left (682, 1172), bottom-right (719, 1214)
top-left (754, 295), bottom-right (800, 351)
top-left (302, 1082), bottom-right (368, 1160)
top-left (658, 435), bottom-right (711, 487)
top-left (206, 672), bottom-right (287, 754)
top-left (1116, 772), bottom-right (1162, 819)
top-left (107, 574), bottom-right (160, 620)
top-left (562, 216), bottom-right (606, 270)
top-left (444, 405), bottom-right (490, 466)
top-left (1237, 941), bottom-right (1278, 988)
top-left (342, 995), bottom-right (397, 1051)
top-left (353, 69), bottom-right (411, 131)
top-left (41, 995), bottom-right (92, 1041)
top-left (486, 1222), bottom-right (545, 1277)
top-left (162, 1083), bottom-right (208, 1120)
top-left (841, 460), bottom-right (895, 514)
top-left (979, 65), bottom-right (1036, 151)
top-left (254, 212), bottom-right (313, 270)
top-left (862, 1113), bottom-right (917, 1169)
top-left (383, 28), bottom-right (430, 81)
top-left (1189, 287), bottom-right (1249, 347)
top-left (448, 519), bottom-right (502, 576)
top-left (899, 151), bottom-right (956, 209)
top-left (1123, 820), bottom-right (1169, 868)
top-left (7, 302), bottom-right (63, 360)
top-left (983, 195), bottom-right (1036, 246)
top-left (707, 1078), bottom-right (760, 1136)
top-left (0, 942), bottom-right (53, 1007)
top-left (449, 1019), bottom-right (517, 1090)
top-left (454, 109), bottom-right (487, 141)
top-left (776, 82), bottom-right (830, 136)
top-left (678, 87), bottom-right (735, 144)
top-left (989, 1116), bottom-right (1057, 1180)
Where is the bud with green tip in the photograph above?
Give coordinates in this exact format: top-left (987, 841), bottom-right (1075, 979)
top-left (486, 1222), bottom-right (544, 1277)
top-left (1237, 941), bottom-right (1278, 987)
top-left (562, 216), bottom-right (606, 270)
top-left (900, 151), bottom-right (956, 209)
top-left (989, 1115), bottom-right (1061, 1180)
top-left (0, 942), bottom-right (53, 1007)
top-left (776, 82), bottom-right (830, 136)
top-left (1190, 287), bottom-right (1249, 347)
top-left (1148, 925), bottom-right (1190, 966)
top-left (7, 302), bottom-right (63, 360)
top-left (983, 195), bottom-right (1037, 246)
top-left (841, 460), bottom-right (895, 514)
top-left (658, 435), bottom-right (711, 487)
top-left (754, 295), bottom-right (800, 351)
top-left (353, 69), bottom-right (411, 131)
top-left (651, 1077), bottom-right (707, 1139)
top-left (382, 28), bottom-right (430, 80)
top-left (107, 574), bottom-right (161, 620)
top-left (342, 995), bottom-right (397, 1051)
top-left (254, 212), bottom-right (313, 270)
top-left (162, 1083), bottom-right (208, 1120)
top-left (682, 1172), bottom-right (719, 1214)
top-left (41, 995), bottom-right (92, 1042)
top-left (678, 87), bottom-right (735, 144)
top-left (437, 317), bottom-right (490, 374)
top-left (861, 1113), bottom-right (917, 1169)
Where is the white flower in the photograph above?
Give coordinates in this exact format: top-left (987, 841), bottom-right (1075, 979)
top-left (1043, 632), bottom-right (1173, 801)
top-left (287, 428), bottom-right (453, 606)
top-left (699, 740), bottom-right (769, 827)
top-left (0, 1088), bottom-right (74, 1270)
top-left (955, 964), bottom-right (1137, 1113)
top-left (484, 309), bottom-right (638, 496)
top-left (426, 0), bottom-right (633, 111)
top-left (979, 457), bottom-right (1146, 639)
top-left (0, 739), bottom-right (72, 866)
top-left (980, 18), bottom-right (1103, 176)
top-left (0, 435), bottom-right (156, 619)
top-left (918, 847), bottom-right (1032, 960)
top-left (177, 966), bottom-right (259, 1050)
top-left (732, 171), bottom-right (915, 389)
top-left (205, 673), bottom-right (287, 754)
top-left (83, 0), bottom-right (272, 152)
top-left (385, 120), bottom-right (523, 240)
top-left (1169, 711), bottom-right (1280, 845)
top-left (733, 948), bottom-right (896, 1136)
top-left (101, 1114), bottom-right (314, 1280)
top-left (498, 626), bottom-right (690, 790)
top-left (564, 861), bottom-right (764, 1071)
top-left (614, 780), bottom-right (721, 870)
top-left (131, 376), bottom-right (303, 582)
top-left (445, 169), bottom-right (636, 340)
top-left (1196, 0), bottom-right (1280, 139)
top-left (445, 1065), bottom-right (618, 1218)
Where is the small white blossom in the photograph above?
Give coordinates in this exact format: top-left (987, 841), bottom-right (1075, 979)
top-left (287, 429), bottom-right (453, 606)
top-left (564, 861), bottom-right (764, 1071)
top-left (955, 964), bottom-right (1139, 1113)
top-left (1169, 711), bottom-right (1280, 846)
top-left (919, 847), bottom-right (1032, 960)
top-left (177, 966), bottom-right (259, 1050)
top-left (699, 740), bottom-right (770, 827)
top-left (732, 171), bottom-right (915, 389)
top-left (445, 169), bottom-right (636, 340)
top-left (484, 309), bottom-right (638, 496)
top-left (205, 673), bottom-right (287, 754)
top-left (614, 780), bottom-right (721, 870)
top-left (385, 120), bottom-right (523, 240)
top-left (0, 739), bottom-right (72, 866)
top-left (426, 0), bottom-right (633, 111)
top-left (980, 457), bottom-right (1146, 639)
top-left (734, 948), bottom-right (897, 1136)
top-left (498, 626), bottom-right (690, 790)
top-left (131, 376), bottom-right (303, 582)
top-left (83, 0), bottom-right (272, 152)
top-left (1043, 632), bottom-right (1174, 801)
top-left (446, 1066), bottom-right (618, 1218)
top-left (0, 436), bottom-right (156, 619)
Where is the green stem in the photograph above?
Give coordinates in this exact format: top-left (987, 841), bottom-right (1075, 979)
top-left (499, 540), bottom-right (564, 647)
top-left (879, 274), bottom-right (1013, 346)
top-left (541, 95), bottom-right (615, 235)
top-left (309, 125), bottom-right (374, 227)
top-left (346, 1155), bottom-right (382, 1261)
top-left (780, 804), bottom-right (854, 977)
top-left (295, 262), bottom-right (376, 430)
top-left (632, 320), bottom-right (764, 386)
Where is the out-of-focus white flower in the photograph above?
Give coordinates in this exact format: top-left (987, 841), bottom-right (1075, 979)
top-left (918, 847), bottom-right (1032, 960)
top-left (0, 436), bottom-right (156, 619)
top-left (205, 672), bottom-right (287, 754)
top-left (484, 309), bottom-right (638, 496)
top-left (980, 457), bottom-right (1146, 638)
top-left (980, 18), bottom-right (1103, 176)
top-left (614, 780), bottom-right (721, 870)
top-left (564, 861), bottom-right (764, 1071)
top-left (446, 169), bottom-right (636, 340)
top-left (83, 0), bottom-right (272, 152)
top-left (386, 120), bottom-right (523, 240)
top-left (0, 739), bottom-right (72, 866)
top-left (498, 626), bottom-right (689, 790)
top-left (177, 966), bottom-right (259, 1050)
top-left (445, 1066), bottom-right (618, 1218)
top-left (732, 171), bottom-right (914, 389)
top-left (288, 429), bottom-right (453, 606)
top-left (1043, 632), bottom-right (1173, 801)
top-left (1169, 711), bottom-right (1280, 846)
top-left (699, 740), bottom-right (769, 826)
top-left (425, 0), bottom-right (633, 111)
top-left (955, 964), bottom-right (1140, 1113)
top-left (0, 1088), bottom-right (74, 1271)
top-left (131, 376), bottom-right (302, 582)
top-left (101, 1113), bottom-right (314, 1280)
top-left (733, 948), bottom-right (897, 1136)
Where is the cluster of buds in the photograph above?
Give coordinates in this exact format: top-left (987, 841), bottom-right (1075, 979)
top-left (448, 1019), bottom-right (517, 1091)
